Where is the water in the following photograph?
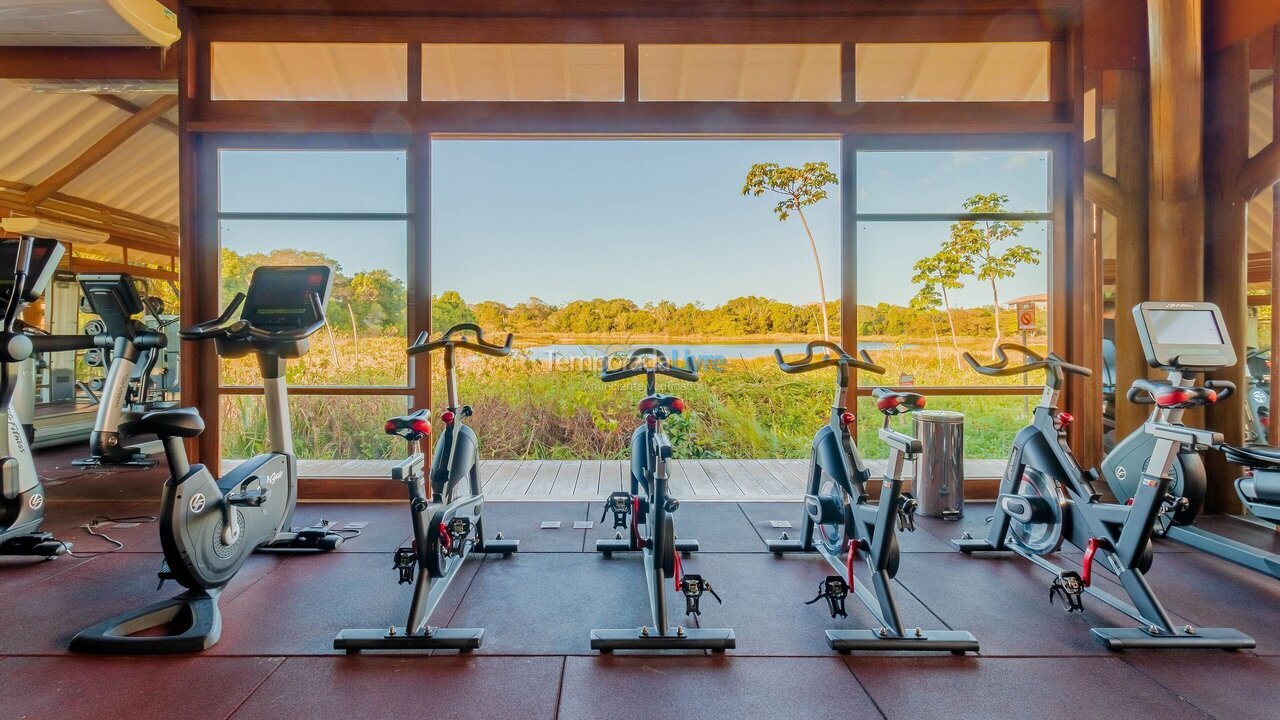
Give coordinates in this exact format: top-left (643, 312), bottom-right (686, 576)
top-left (524, 341), bottom-right (898, 362)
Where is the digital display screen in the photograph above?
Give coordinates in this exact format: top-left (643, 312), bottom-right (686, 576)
top-left (242, 266), bottom-right (332, 330)
top-left (0, 239), bottom-right (60, 304)
top-left (1148, 309), bottom-right (1224, 346)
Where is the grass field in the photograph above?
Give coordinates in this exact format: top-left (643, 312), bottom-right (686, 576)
top-left (221, 331), bottom-right (1046, 462)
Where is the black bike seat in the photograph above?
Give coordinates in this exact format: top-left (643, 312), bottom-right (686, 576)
top-left (637, 394), bottom-right (685, 416)
top-left (871, 388), bottom-right (925, 416)
top-left (133, 408), bottom-right (205, 439)
top-left (1220, 443), bottom-right (1280, 469)
top-left (385, 409), bottom-right (431, 440)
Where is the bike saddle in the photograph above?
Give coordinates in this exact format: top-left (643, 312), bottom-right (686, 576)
top-left (637, 393), bottom-right (686, 417)
top-left (384, 409), bottom-right (431, 441)
top-left (132, 408), bottom-right (205, 439)
top-left (1219, 443), bottom-right (1280, 470)
top-left (871, 388), bottom-right (925, 416)
top-left (1129, 379), bottom-right (1219, 409)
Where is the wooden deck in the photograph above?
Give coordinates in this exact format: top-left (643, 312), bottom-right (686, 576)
top-left (263, 458), bottom-right (1009, 500)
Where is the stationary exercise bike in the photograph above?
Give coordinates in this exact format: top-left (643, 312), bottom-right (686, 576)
top-left (0, 235), bottom-right (99, 559)
top-left (591, 348), bottom-right (735, 652)
top-left (72, 266), bottom-right (346, 654)
top-left (767, 341), bottom-right (979, 653)
top-left (954, 336), bottom-right (1254, 650)
top-left (1104, 301), bottom-right (1280, 580)
top-left (335, 323), bottom-right (518, 652)
top-left (73, 273), bottom-right (175, 469)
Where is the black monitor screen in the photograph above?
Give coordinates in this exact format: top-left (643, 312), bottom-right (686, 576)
top-left (79, 274), bottom-right (145, 335)
top-left (0, 238), bottom-right (64, 304)
top-left (242, 266), bottom-right (333, 330)
top-left (1147, 309), bottom-right (1224, 346)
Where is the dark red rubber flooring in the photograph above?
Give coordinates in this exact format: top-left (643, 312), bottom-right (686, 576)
top-left (5, 468), bottom-right (1280, 719)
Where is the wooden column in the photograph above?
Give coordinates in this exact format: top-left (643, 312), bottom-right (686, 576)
top-left (1113, 70), bottom-right (1152, 441)
top-left (1147, 0), bottom-right (1205, 302)
top-left (1202, 43), bottom-right (1251, 512)
top-left (1272, 26), bottom-right (1280, 450)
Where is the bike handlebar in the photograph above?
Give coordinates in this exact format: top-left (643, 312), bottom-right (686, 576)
top-left (180, 291), bottom-right (327, 344)
top-left (963, 343), bottom-right (1093, 379)
top-left (600, 347), bottom-right (699, 383)
top-left (180, 293), bottom-right (245, 341)
top-left (408, 322), bottom-right (514, 358)
top-left (774, 340), bottom-right (885, 376)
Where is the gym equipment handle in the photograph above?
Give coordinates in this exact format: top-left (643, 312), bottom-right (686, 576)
top-left (1205, 380), bottom-right (1235, 402)
top-left (601, 347), bottom-right (699, 383)
top-left (409, 322), bottom-right (514, 358)
top-left (180, 293), bottom-right (246, 341)
top-left (963, 343), bottom-right (1092, 379)
top-left (28, 334), bottom-right (104, 353)
top-left (774, 340), bottom-right (885, 376)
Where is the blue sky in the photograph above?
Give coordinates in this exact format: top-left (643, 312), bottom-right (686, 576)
top-left (219, 142), bottom-right (1050, 309)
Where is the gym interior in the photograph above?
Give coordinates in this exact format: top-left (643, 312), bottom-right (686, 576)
top-left (1, 1), bottom-right (1279, 718)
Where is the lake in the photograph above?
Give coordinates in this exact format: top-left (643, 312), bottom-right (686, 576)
top-left (524, 341), bottom-right (897, 362)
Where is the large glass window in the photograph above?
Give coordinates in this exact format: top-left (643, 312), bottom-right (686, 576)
top-left (216, 149), bottom-right (411, 472)
top-left (856, 148), bottom-right (1053, 459)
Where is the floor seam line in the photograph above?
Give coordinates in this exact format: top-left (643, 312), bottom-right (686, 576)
top-left (1118, 656), bottom-right (1223, 720)
top-left (222, 654), bottom-right (288, 720)
top-left (551, 655), bottom-right (568, 720)
top-left (842, 658), bottom-right (891, 720)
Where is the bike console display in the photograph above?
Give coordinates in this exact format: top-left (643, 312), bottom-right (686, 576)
top-left (78, 274), bottom-right (146, 336)
top-left (242, 266), bottom-right (333, 331)
top-left (0, 238), bottom-right (65, 305)
top-left (1133, 301), bottom-right (1235, 372)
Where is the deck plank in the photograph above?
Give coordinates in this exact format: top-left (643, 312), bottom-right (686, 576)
top-left (497, 460), bottom-right (540, 496)
top-left (525, 460), bottom-right (561, 496)
top-left (550, 460), bottom-right (581, 497)
top-left (706, 459), bottom-right (766, 497)
top-left (665, 457), bottom-right (694, 498)
top-left (573, 460), bottom-right (602, 497)
top-left (677, 459), bottom-right (718, 496)
top-left (736, 459), bottom-right (792, 496)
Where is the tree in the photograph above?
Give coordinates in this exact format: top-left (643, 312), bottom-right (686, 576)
top-left (909, 282), bottom-right (945, 370)
top-left (911, 245), bottom-right (971, 360)
top-left (432, 290), bottom-right (475, 331)
top-left (743, 161), bottom-right (838, 343)
top-left (947, 193), bottom-right (1041, 354)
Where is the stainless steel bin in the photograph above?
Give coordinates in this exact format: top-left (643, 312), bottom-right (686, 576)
top-left (913, 410), bottom-right (964, 519)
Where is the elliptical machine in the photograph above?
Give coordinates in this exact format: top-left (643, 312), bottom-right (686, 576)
top-left (0, 235), bottom-right (99, 558)
top-left (72, 265), bottom-right (345, 653)
top-left (73, 273), bottom-right (175, 469)
top-left (591, 348), bottom-right (734, 652)
top-left (336, 323), bottom-right (518, 652)
top-left (766, 341), bottom-right (979, 653)
top-left (955, 339), bottom-right (1253, 650)
top-left (1104, 301), bottom-right (1280, 580)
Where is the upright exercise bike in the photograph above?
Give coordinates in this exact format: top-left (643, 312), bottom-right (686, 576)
top-left (0, 235), bottom-right (97, 559)
top-left (954, 340), bottom-right (1253, 650)
top-left (1104, 301), bottom-right (1280, 580)
top-left (336, 323), bottom-right (518, 652)
top-left (767, 341), bottom-right (979, 653)
top-left (72, 266), bottom-right (346, 653)
top-left (591, 348), bottom-right (735, 652)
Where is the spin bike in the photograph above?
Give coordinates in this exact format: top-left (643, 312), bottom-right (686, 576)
top-left (336, 323), bottom-right (518, 652)
top-left (0, 235), bottom-right (101, 558)
top-left (591, 348), bottom-right (735, 652)
top-left (1104, 301), bottom-right (1280, 581)
top-left (954, 339), bottom-right (1254, 650)
top-left (767, 341), bottom-right (979, 653)
top-left (72, 266), bottom-right (346, 654)
top-left (73, 273), bottom-right (175, 469)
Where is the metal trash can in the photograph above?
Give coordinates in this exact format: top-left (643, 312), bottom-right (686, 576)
top-left (913, 410), bottom-right (964, 519)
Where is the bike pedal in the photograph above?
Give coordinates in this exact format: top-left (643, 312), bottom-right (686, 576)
top-left (443, 516), bottom-right (472, 557)
top-left (680, 574), bottom-right (722, 616)
top-left (601, 491), bottom-right (634, 529)
top-left (896, 493), bottom-right (918, 532)
top-left (1049, 571), bottom-right (1085, 613)
top-left (804, 575), bottom-right (849, 618)
top-left (393, 547), bottom-right (417, 584)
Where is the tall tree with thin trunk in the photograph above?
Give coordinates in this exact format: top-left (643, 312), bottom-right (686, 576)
top-left (743, 162), bottom-right (838, 343)
top-left (911, 247), bottom-right (971, 362)
top-left (948, 193), bottom-right (1040, 355)
top-left (909, 282), bottom-right (946, 371)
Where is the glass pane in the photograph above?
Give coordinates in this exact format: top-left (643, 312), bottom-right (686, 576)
top-left (219, 150), bottom-right (407, 214)
top-left (211, 42), bottom-right (408, 101)
top-left (857, 219), bottom-right (1050, 386)
top-left (219, 219), bottom-right (409, 387)
top-left (422, 44), bottom-right (624, 101)
top-left (855, 42), bottom-right (1050, 102)
top-left (432, 138), bottom-right (841, 459)
top-left (857, 151), bottom-right (1051, 214)
top-left (221, 394), bottom-right (410, 473)
top-left (640, 44), bottom-right (840, 101)
top-left (853, 395), bottom-right (1027, 462)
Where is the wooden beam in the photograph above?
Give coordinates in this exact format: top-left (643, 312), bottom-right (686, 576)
top-left (1083, 167), bottom-right (1126, 216)
top-left (0, 47), bottom-right (176, 81)
top-left (1147, 0), bottom-right (1204, 302)
top-left (1202, 42), bottom-right (1251, 512)
top-left (1239, 140), bottom-right (1280, 201)
top-left (22, 96), bottom-right (178, 206)
top-left (67, 257), bottom-right (179, 282)
top-left (92, 94), bottom-right (180, 134)
top-left (1112, 69), bottom-right (1150, 444)
top-left (0, 186), bottom-right (176, 252)
top-left (1271, 25), bottom-right (1279, 451)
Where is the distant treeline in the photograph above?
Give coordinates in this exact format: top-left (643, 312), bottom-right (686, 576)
top-left (221, 248), bottom-right (1029, 339)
